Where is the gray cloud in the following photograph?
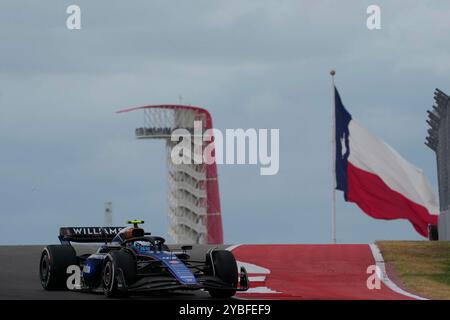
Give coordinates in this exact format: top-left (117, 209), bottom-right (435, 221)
top-left (0, 1), bottom-right (449, 244)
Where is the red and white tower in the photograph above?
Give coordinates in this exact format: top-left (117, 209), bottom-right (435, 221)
top-left (118, 105), bottom-right (223, 244)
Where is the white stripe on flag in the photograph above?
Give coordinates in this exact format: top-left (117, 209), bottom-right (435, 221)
top-left (348, 120), bottom-right (438, 215)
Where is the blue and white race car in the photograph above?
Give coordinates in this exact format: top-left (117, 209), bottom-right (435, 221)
top-left (39, 220), bottom-right (249, 298)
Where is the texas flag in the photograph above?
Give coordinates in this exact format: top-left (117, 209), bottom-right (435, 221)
top-left (335, 87), bottom-right (438, 237)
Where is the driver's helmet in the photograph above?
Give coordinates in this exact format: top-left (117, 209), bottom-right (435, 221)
top-left (131, 240), bottom-right (153, 253)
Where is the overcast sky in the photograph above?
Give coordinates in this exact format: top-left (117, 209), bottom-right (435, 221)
top-left (1, 1), bottom-right (450, 244)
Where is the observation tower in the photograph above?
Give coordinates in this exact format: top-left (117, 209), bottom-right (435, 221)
top-left (117, 105), bottom-right (223, 244)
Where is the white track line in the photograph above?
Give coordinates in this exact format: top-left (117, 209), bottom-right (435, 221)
top-left (225, 244), bottom-right (241, 252)
top-left (369, 243), bottom-right (427, 300)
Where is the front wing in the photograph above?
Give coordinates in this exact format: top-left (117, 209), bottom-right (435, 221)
top-left (114, 267), bottom-right (249, 294)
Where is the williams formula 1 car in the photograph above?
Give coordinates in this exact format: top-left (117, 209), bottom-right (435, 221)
top-left (39, 220), bottom-right (249, 298)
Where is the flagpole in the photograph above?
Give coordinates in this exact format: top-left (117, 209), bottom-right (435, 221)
top-left (330, 69), bottom-right (337, 244)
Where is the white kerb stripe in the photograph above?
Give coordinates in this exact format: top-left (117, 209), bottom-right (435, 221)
top-left (348, 120), bottom-right (439, 215)
top-left (369, 244), bottom-right (427, 300)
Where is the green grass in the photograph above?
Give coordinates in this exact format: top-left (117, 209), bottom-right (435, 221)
top-left (377, 241), bottom-right (450, 300)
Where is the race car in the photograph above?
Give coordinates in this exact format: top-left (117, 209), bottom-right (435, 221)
top-left (39, 220), bottom-right (249, 298)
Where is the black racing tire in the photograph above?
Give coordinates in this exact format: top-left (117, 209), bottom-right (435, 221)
top-left (39, 245), bottom-right (77, 290)
top-left (102, 249), bottom-right (137, 298)
top-left (206, 250), bottom-right (238, 298)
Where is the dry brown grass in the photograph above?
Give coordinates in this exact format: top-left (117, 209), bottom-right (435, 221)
top-left (377, 241), bottom-right (450, 300)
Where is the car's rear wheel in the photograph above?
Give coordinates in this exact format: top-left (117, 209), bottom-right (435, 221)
top-left (39, 245), bottom-right (77, 290)
top-left (103, 249), bottom-right (137, 298)
top-left (206, 250), bottom-right (238, 298)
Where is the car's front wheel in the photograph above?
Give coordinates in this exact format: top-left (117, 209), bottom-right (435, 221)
top-left (102, 250), bottom-right (137, 298)
top-left (206, 250), bottom-right (238, 298)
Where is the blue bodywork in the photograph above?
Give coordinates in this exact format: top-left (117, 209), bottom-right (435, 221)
top-left (146, 251), bottom-right (197, 285)
top-left (83, 242), bottom-right (197, 286)
top-left (83, 253), bottom-right (105, 281)
top-left (132, 243), bottom-right (197, 285)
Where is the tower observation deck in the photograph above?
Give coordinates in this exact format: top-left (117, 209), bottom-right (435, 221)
top-left (117, 105), bottom-right (223, 244)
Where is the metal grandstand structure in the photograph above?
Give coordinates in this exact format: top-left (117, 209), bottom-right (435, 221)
top-left (425, 89), bottom-right (450, 240)
top-left (118, 105), bottom-right (223, 245)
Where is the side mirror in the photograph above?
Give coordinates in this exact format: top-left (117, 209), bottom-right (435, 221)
top-left (181, 245), bottom-right (193, 252)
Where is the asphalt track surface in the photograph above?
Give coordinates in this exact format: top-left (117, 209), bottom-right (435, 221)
top-left (0, 244), bottom-right (422, 300)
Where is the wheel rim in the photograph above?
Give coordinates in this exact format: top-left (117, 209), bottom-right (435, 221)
top-left (40, 253), bottom-right (50, 286)
top-left (103, 261), bottom-right (113, 288)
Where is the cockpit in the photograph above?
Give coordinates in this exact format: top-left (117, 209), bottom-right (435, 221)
top-left (108, 220), bottom-right (169, 253)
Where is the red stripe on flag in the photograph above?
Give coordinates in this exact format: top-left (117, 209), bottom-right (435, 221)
top-left (347, 162), bottom-right (438, 237)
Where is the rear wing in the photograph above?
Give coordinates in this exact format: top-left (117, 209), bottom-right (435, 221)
top-left (59, 227), bottom-right (125, 244)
